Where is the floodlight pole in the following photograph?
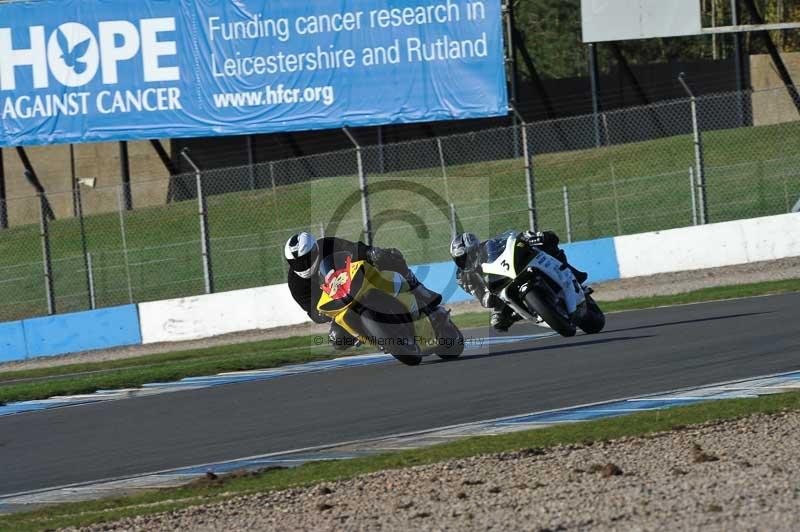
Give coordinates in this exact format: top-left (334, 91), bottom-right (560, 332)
top-left (343, 127), bottom-right (373, 245)
top-left (679, 73), bottom-right (709, 225)
top-left (181, 148), bottom-right (215, 294)
top-left (511, 105), bottom-right (537, 233)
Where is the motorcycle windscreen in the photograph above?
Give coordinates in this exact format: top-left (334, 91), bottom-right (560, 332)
top-left (319, 252), bottom-right (353, 285)
top-left (483, 231), bottom-right (516, 263)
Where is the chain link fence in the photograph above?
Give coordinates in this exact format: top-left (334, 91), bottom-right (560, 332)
top-left (1, 86), bottom-right (799, 321)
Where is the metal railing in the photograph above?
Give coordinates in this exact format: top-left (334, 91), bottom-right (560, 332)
top-left (1, 85), bottom-right (798, 321)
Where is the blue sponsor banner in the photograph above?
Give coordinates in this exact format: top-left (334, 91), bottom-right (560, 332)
top-left (0, 0), bottom-right (507, 147)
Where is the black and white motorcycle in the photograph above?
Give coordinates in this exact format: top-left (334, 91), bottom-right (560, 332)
top-left (480, 231), bottom-right (605, 337)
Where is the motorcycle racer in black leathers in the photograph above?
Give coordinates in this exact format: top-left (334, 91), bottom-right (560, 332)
top-left (285, 232), bottom-right (442, 349)
top-left (450, 230), bottom-right (588, 332)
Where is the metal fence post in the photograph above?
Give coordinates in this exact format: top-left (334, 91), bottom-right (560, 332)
top-left (87, 252), bottom-right (97, 310)
top-left (343, 128), bottom-right (372, 245)
top-left (270, 161), bottom-right (288, 277)
top-left (449, 203), bottom-right (458, 241)
top-left (269, 160), bottom-right (280, 215)
top-left (588, 43), bottom-right (602, 148)
top-left (563, 185), bottom-right (573, 243)
top-left (689, 168), bottom-right (698, 226)
top-left (75, 179), bottom-right (94, 309)
top-left (0, 147), bottom-right (7, 229)
top-left (119, 141), bottom-right (133, 211)
top-left (181, 149), bottom-right (214, 294)
top-left (437, 138), bottom-right (451, 204)
top-left (33, 180), bottom-right (56, 315)
top-left (116, 186), bottom-right (134, 304)
top-left (783, 169), bottom-right (791, 213)
top-left (247, 135), bottom-right (256, 190)
top-left (510, 106), bottom-right (537, 233)
top-left (609, 161), bottom-right (622, 235)
top-left (679, 73), bottom-right (709, 225)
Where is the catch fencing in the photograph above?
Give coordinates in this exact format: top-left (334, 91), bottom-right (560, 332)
top-left (1, 85), bottom-right (799, 321)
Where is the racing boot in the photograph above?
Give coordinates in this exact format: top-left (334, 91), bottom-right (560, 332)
top-left (405, 271), bottom-right (443, 316)
top-left (570, 266), bottom-right (589, 285)
top-left (490, 305), bottom-right (523, 332)
top-left (428, 305), bottom-right (452, 336)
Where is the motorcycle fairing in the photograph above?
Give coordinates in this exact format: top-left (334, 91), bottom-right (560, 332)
top-left (529, 250), bottom-right (585, 314)
top-left (316, 258), bottom-right (438, 355)
top-left (482, 233), bottom-right (585, 315)
top-left (482, 234), bottom-right (519, 279)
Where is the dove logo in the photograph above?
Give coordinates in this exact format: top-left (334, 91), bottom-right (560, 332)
top-left (48, 23), bottom-right (100, 87)
top-left (0, 18), bottom-right (179, 91)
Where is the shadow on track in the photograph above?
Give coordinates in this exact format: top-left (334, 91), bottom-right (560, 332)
top-left (424, 334), bottom-right (655, 365)
top-left (602, 311), bottom-right (772, 335)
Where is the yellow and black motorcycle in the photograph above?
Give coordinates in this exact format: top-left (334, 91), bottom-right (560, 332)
top-left (317, 251), bottom-right (464, 366)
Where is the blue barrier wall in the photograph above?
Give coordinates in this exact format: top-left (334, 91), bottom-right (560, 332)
top-left (22, 305), bottom-right (142, 359)
top-left (562, 238), bottom-right (621, 283)
top-left (0, 321), bottom-right (27, 363)
top-left (411, 261), bottom-right (472, 305)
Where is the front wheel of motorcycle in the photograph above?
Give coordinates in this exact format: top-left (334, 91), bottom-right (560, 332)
top-left (392, 354), bottom-right (423, 366)
top-left (576, 295), bottom-right (606, 334)
top-left (524, 289), bottom-right (577, 337)
top-left (436, 324), bottom-right (465, 360)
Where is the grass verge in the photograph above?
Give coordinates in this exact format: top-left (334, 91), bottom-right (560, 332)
top-left (2, 391), bottom-right (799, 531)
top-left (1, 278), bottom-right (798, 405)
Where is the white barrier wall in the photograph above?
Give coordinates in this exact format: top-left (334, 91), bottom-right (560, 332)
top-left (614, 213), bottom-right (800, 278)
top-left (139, 284), bottom-right (310, 344)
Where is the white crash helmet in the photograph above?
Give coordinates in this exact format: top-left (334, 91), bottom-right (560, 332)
top-left (284, 232), bottom-right (319, 279)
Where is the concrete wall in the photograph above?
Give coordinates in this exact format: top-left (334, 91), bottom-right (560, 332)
top-left (135, 213), bottom-right (800, 346)
top-left (614, 212), bottom-right (800, 278)
top-left (138, 284), bottom-right (309, 344)
top-left (1, 140), bottom-right (171, 226)
top-left (750, 52), bottom-right (800, 127)
top-left (0, 321), bottom-right (27, 363)
top-left (0, 305), bottom-right (141, 361)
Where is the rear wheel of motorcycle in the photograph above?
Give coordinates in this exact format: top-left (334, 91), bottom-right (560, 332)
top-left (524, 289), bottom-right (576, 337)
top-left (577, 296), bottom-right (606, 334)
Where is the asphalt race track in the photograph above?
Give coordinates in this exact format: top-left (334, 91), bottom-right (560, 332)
top-left (2, 293), bottom-right (799, 497)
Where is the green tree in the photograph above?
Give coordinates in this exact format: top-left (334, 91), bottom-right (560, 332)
top-left (512, 0), bottom-right (799, 81)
